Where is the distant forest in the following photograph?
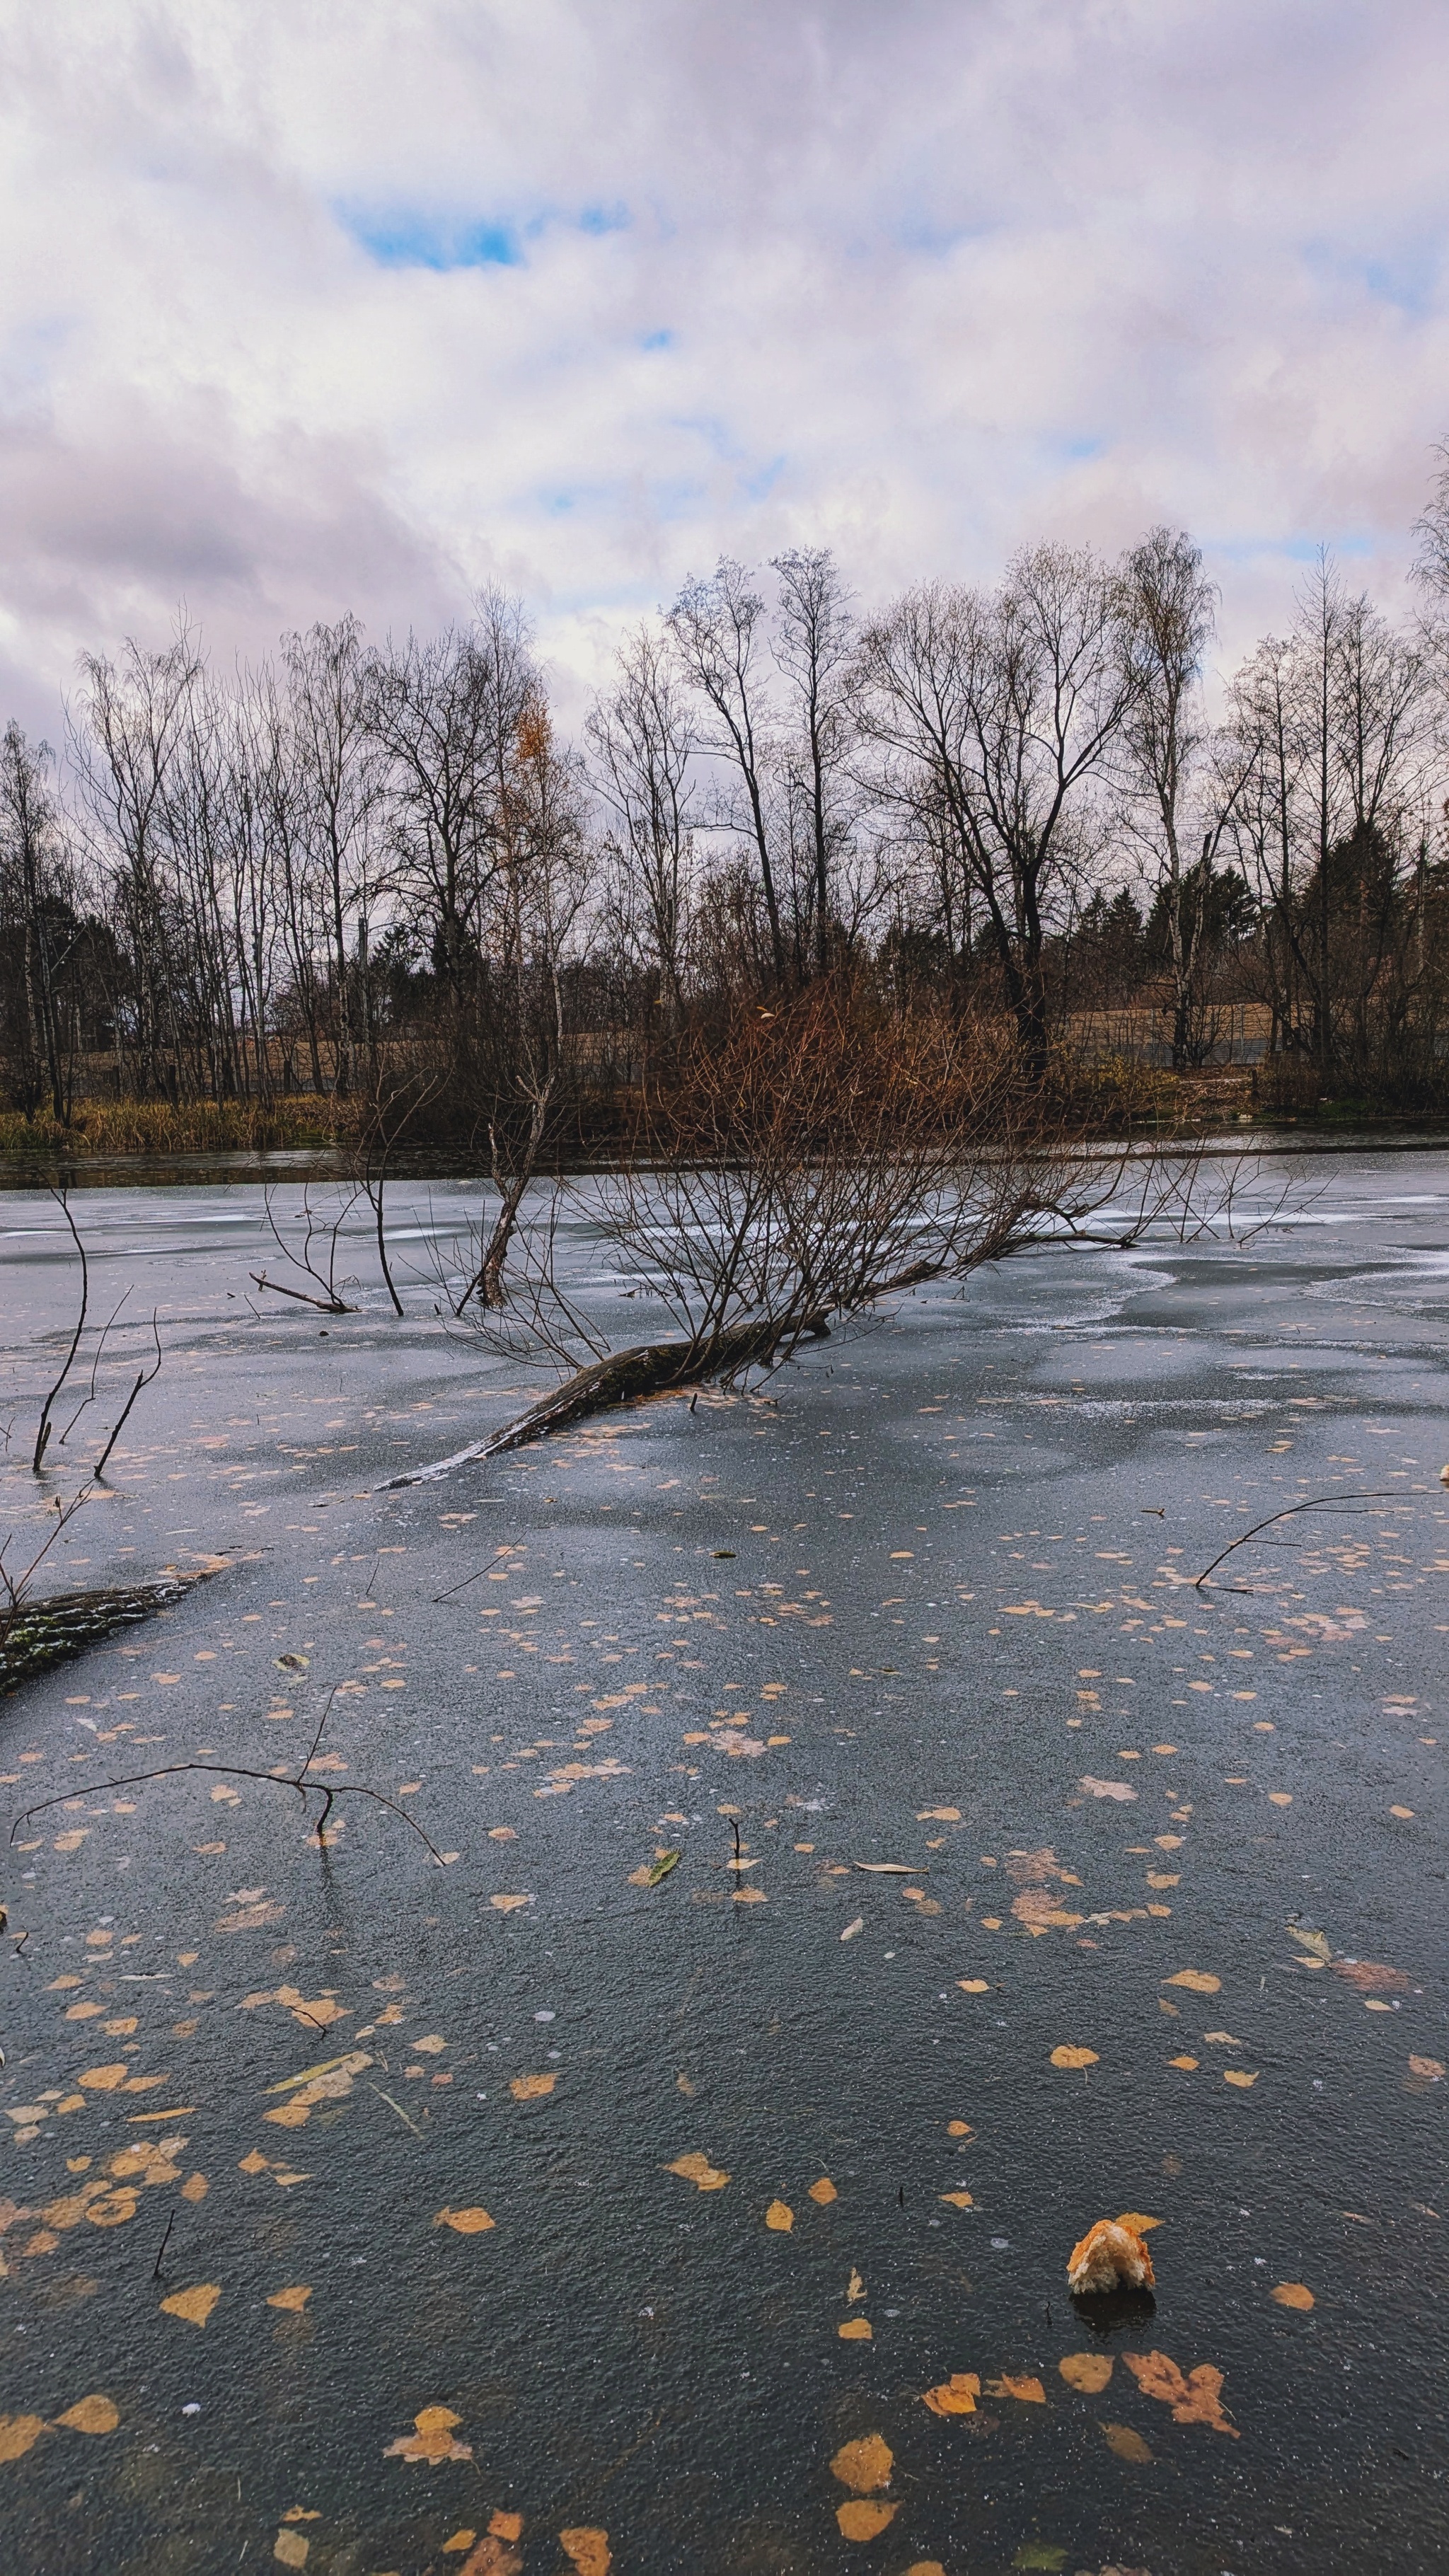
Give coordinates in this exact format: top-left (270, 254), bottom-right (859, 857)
top-left (6, 451), bottom-right (1449, 1143)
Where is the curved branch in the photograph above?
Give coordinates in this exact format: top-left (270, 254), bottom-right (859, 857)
top-left (1193, 1489), bottom-right (1399, 1590)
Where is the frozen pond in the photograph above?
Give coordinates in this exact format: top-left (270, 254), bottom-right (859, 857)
top-left (0, 1146), bottom-right (1445, 2574)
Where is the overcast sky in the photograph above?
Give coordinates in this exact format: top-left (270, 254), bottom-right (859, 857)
top-left (2, 0), bottom-right (1446, 732)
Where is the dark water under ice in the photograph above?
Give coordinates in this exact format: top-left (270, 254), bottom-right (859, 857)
top-left (0, 1148), bottom-right (1444, 2575)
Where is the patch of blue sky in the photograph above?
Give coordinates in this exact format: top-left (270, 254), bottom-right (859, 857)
top-left (1213, 531), bottom-right (1378, 567)
top-left (1303, 234), bottom-right (1443, 318)
top-left (739, 455), bottom-right (787, 502)
top-left (575, 202), bottom-right (630, 236)
top-left (338, 204), bottom-right (521, 269)
top-left (1054, 434), bottom-right (1104, 463)
top-left (640, 328), bottom-right (676, 350)
top-left (533, 473), bottom-right (706, 532)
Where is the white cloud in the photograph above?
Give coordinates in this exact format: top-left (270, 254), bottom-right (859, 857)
top-left (1, 0), bottom-right (1445, 732)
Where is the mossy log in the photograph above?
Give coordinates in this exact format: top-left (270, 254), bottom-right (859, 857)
top-left (0, 1580), bottom-right (188, 1696)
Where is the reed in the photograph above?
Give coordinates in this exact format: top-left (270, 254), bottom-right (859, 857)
top-left (0, 1095), bottom-right (363, 1157)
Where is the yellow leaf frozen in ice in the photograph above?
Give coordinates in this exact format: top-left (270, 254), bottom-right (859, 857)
top-left (160, 2284), bottom-right (220, 2328)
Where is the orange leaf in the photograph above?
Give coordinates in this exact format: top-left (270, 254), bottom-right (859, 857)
top-left (986, 2374), bottom-right (1045, 2403)
top-left (830, 2433), bottom-right (894, 2490)
top-left (160, 2284), bottom-right (221, 2328)
top-left (836, 2500), bottom-right (897, 2541)
top-left (664, 2152), bottom-right (729, 2191)
top-left (838, 2317), bottom-right (873, 2340)
top-left (1102, 2420), bottom-right (1153, 2463)
top-left (764, 2200), bottom-right (793, 2231)
top-left (0, 2415), bottom-right (46, 2464)
top-left (921, 2372), bottom-right (978, 2416)
top-left (1122, 2349), bottom-right (1238, 2437)
top-left (938, 2191), bottom-right (974, 2209)
top-left (509, 2074), bottom-right (556, 2101)
top-left (1270, 2282), bottom-right (1314, 2311)
top-left (559, 2531), bottom-right (611, 2576)
top-left (807, 2176), bottom-right (837, 2204)
top-left (1163, 1970), bottom-right (1220, 1994)
top-left (1050, 2045), bottom-right (1098, 2069)
top-left (383, 2403), bottom-right (472, 2466)
top-left (53, 2395), bottom-right (118, 2435)
top-left (1058, 2352), bottom-right (1112, 2392)
top-left (436, 2207), bottom-right (496, 2234)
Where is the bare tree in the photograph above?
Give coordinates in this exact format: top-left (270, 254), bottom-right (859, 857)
top-left (0, 725), bottom-right (80, 1120)
top-left (668, 559), bottom-right (788, 987)
top-left (422, 983), bottom-right (1219, 1467)
top-left (587, 624), bottom-right (695, 1019)
top-left (770, 547), bottom-right (858, 975)
top-left (369, 592), bottom-right (534, 1021)
top-left (282, 616), bottom-right (379, 1096)
top-left (860, 548), bottom-right (1137, 1074)
top-left (72, 625), bottom-right (204, 1101)
top-left (1119, 528), bottom-right (1254, 1067)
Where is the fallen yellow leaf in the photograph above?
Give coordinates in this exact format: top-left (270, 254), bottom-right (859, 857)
top-left (77, 2064), bottom-right (129, 2092)
top-left (52, 2395), bottom-right (118, 2435)
top-left (436, 2207), bottom-right (495, 2234)
top-left (266, 2287), bottom-right (312, 2311)
top-left (764, 2200), bottom-right (793, 2231)
top-left (664, 2152), bottom-right (729, 2191)
top-left (1162, 1970), bottom-right (1220, 1994)
top-left (509, 2074), bottom-right (557, 2101)
top-left (160, 2284), bottom-right (221, 2328)
top-left (1223, 2069), bottom-right (1258, 2089)
top-left (830, 2433), bottom-right (893, 2491)
top-left (939, 2191), bottom-right (974, 2209)
top-left (1050, 2045), bottom-right (1099, 2069)
top-left (1116, 2211), bottom-right (1162, 2233)
top-left (808, 2176), bottom-right (837, 2204)
top-left (1102, 2420), bottom-right (1153, 2463)
top-left (916, 1808), bottom-right (961, 1822)
top-left (0, 2415), bottom-right (46, 2464)
top-left (1058, 2352), bottom-right (1113, 2393)
top-left (957, 1979), bottom-right (989, 1994)
top-left (1270, 2282), bottom-right (1314, 2311)
top-left (383, 2403), bottom-right (472, 2465)
top-left (84, 2189), bottom-right (139, 2228)
top-left (838, 2317), bottom-right (872, 2340)
top-left (1169, 2054), bottom-right (1199, 2069)
top-left (921, 2372), bottom-right (978, 2417)
top-left (986, 2374), bottom-right (1045, 2403)
top-left (560, 2533), bottom-right (611, 2576)
top-left (274, 2531), bottom-right (309, 2570)
top-left (490, 1894), bottom-right (531, 1913)
top-left (946, 2119), bottom-right (973, 2137)
top-left (1123, 2349), bottom-right (1237, 2436)
top-left (836, 2498), bottom-right (896, 2541)
top-left (442, 2539), bottom-right (477, 2558)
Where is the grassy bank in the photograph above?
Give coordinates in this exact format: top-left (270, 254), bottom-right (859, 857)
top-left (0, 1095), bottom-right (360, 1157)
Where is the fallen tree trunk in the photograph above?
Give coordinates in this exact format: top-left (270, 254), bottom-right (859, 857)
top-left (383, 1259), bottom-right (945, 1489)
